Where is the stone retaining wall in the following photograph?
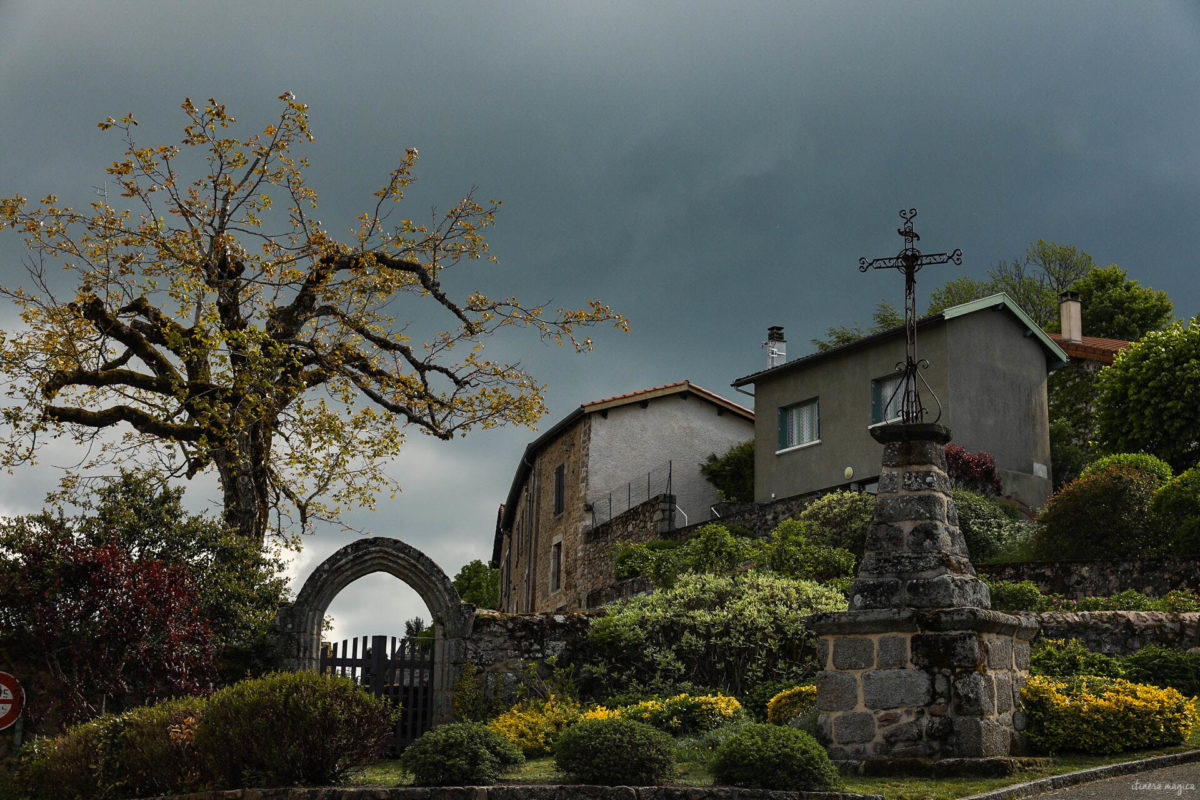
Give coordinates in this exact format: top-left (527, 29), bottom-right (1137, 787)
top-left (1032, 611), bottom-right (1200, 655)
top-left (977, 557), bottom-right (1200, 600)
top-left (148, 787), bottom-right (882, 800)
top-left (465, 611), bottom-right (596, 703)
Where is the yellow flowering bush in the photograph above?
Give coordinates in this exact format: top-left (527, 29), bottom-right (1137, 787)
top-left (766, 685), bottom-right (817, 725)
top-left (1021, 675), bottom-right (1198, 755)
top-left (487, 695), bottom-right (582, 757)
top-left (582, 694), bottom-right (744, 736)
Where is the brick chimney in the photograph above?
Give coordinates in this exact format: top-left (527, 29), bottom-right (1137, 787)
top-left (1059, 291), bottom-right (1082, 343)
top-left (765, 326), bottom-right (786, 368)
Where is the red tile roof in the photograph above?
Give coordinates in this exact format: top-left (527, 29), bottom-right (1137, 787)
top-left (1048, 334), bottom-right (1132, 365)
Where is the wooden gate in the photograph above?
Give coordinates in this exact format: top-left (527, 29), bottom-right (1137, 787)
top-left (320, 634), bottom-right (434, 751)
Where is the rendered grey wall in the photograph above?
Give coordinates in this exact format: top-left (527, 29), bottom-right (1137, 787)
top-left (751, 312), bottom-right (1053, 511)
top-left (944, 309), bottom-right (1053, 510)
top-left (586, 395), bottom-right (753, 527)
top-left (752, 329), bottom-right (949, 503)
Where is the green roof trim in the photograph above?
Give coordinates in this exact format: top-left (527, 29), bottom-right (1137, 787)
top-left (942, 292), bottom-right (1068, 369)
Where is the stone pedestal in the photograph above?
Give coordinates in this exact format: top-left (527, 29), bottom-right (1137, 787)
top-left (812, 423), bottom-right (1037, 763)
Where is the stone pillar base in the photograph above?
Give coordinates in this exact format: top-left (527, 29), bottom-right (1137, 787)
top-left (810, 607), bottom-right (1038, 761)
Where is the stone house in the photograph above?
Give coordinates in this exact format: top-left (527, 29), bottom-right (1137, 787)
top-left (491, 381), bottom-right (754, 613)
top-left (732, 293), bottom-right (1068, 512)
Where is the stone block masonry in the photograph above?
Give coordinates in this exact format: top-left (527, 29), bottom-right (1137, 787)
top-left (811, 608), bottom-right (1037, 761)
top-left (812, 423), bottom-right (1037, 764)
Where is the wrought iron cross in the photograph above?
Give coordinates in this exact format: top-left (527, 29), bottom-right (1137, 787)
top-left (858, 209), bottom-right (962, 423)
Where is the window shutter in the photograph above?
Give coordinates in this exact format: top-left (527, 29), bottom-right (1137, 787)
top-left (871, 381), bottom-right (882, 424)
top-left (777, 407), bottom-right (789, 450)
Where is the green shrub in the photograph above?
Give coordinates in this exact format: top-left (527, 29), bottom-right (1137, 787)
top-left (585, 572), bottom-right (846, 699)
top-left (1030, 639), bottom-right (1125, 680)
top-left (952, 489), bottom-right (1031, 562)
top-left (100, 696), bottom-right (207, 798)
top-left (1161, 589), bottom-right (1200, 613)
top-left (765, 685), bottom-right (817, 725)
top-left (554, 717), bottom-right (675, 785)
top-left (711, 723), bottom-right (841, 791)
top-left (1123, 645), bottom-right (1200, 698)
top-left (738, 678), bottom-right (797, 722)
top-left (1153, 466), bottom-right (1200, 554)
top-left (194, 671), bottom-right (396, 788)
top-left (487, 695), bottom-right (581, 757)
top-left (1021, 675), bottom-right (1197, 754)
top-left (1035, 463), bottom-right (1167, 559)
top-left (701, 440), bottom-right (755, 504)
top-left (1, 716), bottom-right (117, 800)
top-left (612, 539), bottom-right (683, 581)
top-left (985, 579), bottom-right (1053, 612)
top-left (399, 722), bottom-right (523, 786)
top-left (1082, 453), bottom-right (1174, 484)
top-left (761, 519), bottom-right (855, 582)
top-left (798, 490), bottom-right (876, 557)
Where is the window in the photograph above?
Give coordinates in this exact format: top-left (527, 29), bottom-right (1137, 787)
top-left (553, 463), bottom-right (565, 515)
top-left (550, 540), bottom-right (562, 592)
top-left (871, 373), bottom-right (904, 425)
top-left (777, 397), bottom-right (819, 450)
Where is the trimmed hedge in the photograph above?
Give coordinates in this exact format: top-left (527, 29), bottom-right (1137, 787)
top-left (194, 671), bottom-right (396, 788)
top-left (710, 723), bottom-right (841, 791)
top-left (1021, 675), bottom-right (1197, 755)
top-left (555, 717), bottom-right (675, 785)
top-left (1035, 461), bottom-right (1169, 559)
top-left (399, 722), bottom-right (523, 786)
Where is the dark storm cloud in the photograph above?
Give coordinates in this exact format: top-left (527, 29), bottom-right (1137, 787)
top-left (1, 0), bottom-right (1197, 638)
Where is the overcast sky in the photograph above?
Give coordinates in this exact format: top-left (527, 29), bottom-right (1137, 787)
top-left (2, 1), bottom-right (1198, 643)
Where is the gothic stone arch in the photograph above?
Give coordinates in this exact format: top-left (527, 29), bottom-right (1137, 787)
top-left (276, 537), bottom-right (475, 725)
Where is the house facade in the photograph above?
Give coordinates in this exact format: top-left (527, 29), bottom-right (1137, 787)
top-left (732, 294), bottom-right (1068, 512)
top-left (491, 381), bottom-right (754, 613)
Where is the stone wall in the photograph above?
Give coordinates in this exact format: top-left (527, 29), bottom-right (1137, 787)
top-left (465, 610), bottom-right (597, 704)
top-left (145, 786), bottom-right (882, 800)
top-left (578, 494), bottom-right (673, 609)
top-left (977, 557), bottom-right (1200, 600)
top-left (1032, 611), bottom-right (1200, 655)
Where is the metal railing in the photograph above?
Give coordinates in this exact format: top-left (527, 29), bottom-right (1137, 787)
top-left (588, 461), bottom-right (673, 528)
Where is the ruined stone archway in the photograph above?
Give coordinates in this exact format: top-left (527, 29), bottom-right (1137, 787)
top-left (276, 537), bottom-right (475, 725)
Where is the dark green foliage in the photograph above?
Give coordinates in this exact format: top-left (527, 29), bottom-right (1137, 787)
top-left (0, 717), bottom-right (117, 800)
top-left (194, 671), bottom-right (397, 788)
top-left (1030, 639), bottom-right (1125, 680)
top-left (1074, 264), bottom-right (1174, 341)
top-left (400, 722), bottom-right (523, 786)
top-left (1048, 364), bottom-right (1101, 489)
top-left (1095, 319), bottom-right (1200, 473)
top-left (741, 678), bottom-right (804, 721)
top-left (452, 559), bottom-right (500, 608)
top-left (584, 572), bottom-right (846, 699)
top-left (554, 717), bottom-right (674, 785)
top-left (797, 490), bottom-right (875, 557)
top-left (1035, 462), bottom-right (1167, 559)
top-left (1153, 467), bottom-right (1200, 554)
top-left (711, 723), bottom-right (841, 791)
top-left (700, 440), bottom-right (754, 503)
top-left (1123, 645), bottom-right (1200, 698)
top-left (985, 579), bottom-right (1200, 614)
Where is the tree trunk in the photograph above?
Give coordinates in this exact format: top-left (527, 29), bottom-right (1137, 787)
top-left (214, 424), bottom-right (273, 547)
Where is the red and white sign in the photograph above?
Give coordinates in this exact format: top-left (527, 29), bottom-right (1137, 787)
top-left (0, 673), bottom-right (23, 731)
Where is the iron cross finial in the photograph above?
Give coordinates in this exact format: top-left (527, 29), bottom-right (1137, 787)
top-left (858, 209), bottom-right (962, 424)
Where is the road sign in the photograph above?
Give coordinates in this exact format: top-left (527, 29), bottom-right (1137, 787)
top-left (0, 673), bottom-right (23, 731)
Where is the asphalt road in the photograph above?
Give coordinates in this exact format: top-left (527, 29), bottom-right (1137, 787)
top-left (1031, 762), bottom-right (1200, 800)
